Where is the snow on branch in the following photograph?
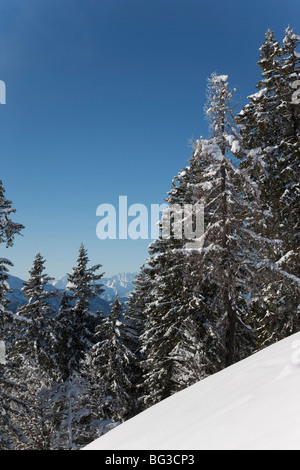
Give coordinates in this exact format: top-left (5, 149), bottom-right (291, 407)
top-left (242, 228), bottom-right (283, 245)
top-left (257, 258), bottom-right (300, 287)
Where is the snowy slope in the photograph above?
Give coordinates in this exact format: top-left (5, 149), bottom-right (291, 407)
top-left (84, 332), bottom-right (300, 450)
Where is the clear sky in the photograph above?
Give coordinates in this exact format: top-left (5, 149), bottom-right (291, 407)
top-left (0, 0), bottom-right (299, 280)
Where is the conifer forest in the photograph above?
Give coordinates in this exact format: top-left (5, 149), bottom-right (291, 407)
top-left (0, 26), bottom-right (299, 450)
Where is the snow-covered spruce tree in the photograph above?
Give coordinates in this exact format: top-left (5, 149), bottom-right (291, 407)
top-left (0, 258), bottom-right (29, 450)
top-left (0, 181), bottom-right (24, 350)
top-left (125, 266), bottom-right (156, 408)
top-left (140, 73), bottom-right (265, 410)
top-left (163, 145), bottom-right (226, 384)
top-left (47, 246), bottom-right (104, 450)
top-left (86, 295), bottom-right (136, 430)
top-left (193, 74), bottom-right (260, 366)
top-left (44, 289), bottom-right (100, 450)
top-left (39, 291), bottom-right (80, 450)
top-left (0, 180), bottom-right (24, 248)
top-left (0, 257), bottom-right (14, 355)
top-left (9, 359), bottom-right (55, 450)
top-left (66, 243), bottom-right (104, 367)
top-left (191, 72), bottom-right (282, 366)
top-left (38, 373), bottom-right (91, 450)
top-left (236, 28), bottom-right (300, 347)
top-left (7, 253), bottom-right (58, 449)
top-left (274, 27), bottom-right (300, 284)
top-left (15, 253), bottom-right (56, 371)
top-left (138, 73), bottom-right (280, 408)
top-left (237, 28), bottom-right (299, 243)
top-left (138, 251), bottom-right (184, 408)
top-left (41, 245), bottom-right (105, 450)
top-left (237, 30), bottom-right (282, 153)
top-left (52, 291), bottom-right (76, 382)
top-left (0, 181), bottom-right (24, 449)
top-left (121, 285), bottom-right (145, 417)
top-left (139, 156), bottom-right (224, 409)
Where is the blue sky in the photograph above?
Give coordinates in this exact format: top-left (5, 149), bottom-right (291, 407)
top-left (0, 0), bottom-right (299, 280)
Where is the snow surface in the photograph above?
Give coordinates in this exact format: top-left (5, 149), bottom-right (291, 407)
top-left (214, 74), bottom-right (228, 82)
top-left (84, 332), bottom-right (300, 450)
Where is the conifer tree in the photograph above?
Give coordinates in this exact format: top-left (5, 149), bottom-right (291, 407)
top-left (6, 254), bottom-right (57, 449)
top-left (39, 245), bottom-right (105, 449)
top-left (66, 244), bottom-right (104, 368)
top-left (140, 72), bottom-right (274, 413)
top-left (236, 27), bottom-right (300, 347)
top-left (198, 73), bottom-right (261, 366)
top-left (52, 291), bottom-right (75, 381)
top-left (140, 243), bottom-right (220, 407)
top-left (0, 181), bottom-right (24, 351)
top-left (15, 253), bottom-right (56, 371)
top-left (0, 258), bottom-right (14, 351)
top-left (278, 27), bottom-right (300, 278)
top-left (122, 273), bottom-right (147, 414)
top-left (0, 181), bottom-right (24, 248)
top-left (138, 151), bottom-right (223, 408)
top-left (87, 295), bottom-right (136, 427)
top-left (38, 373), bottom-right (91, 450)
top-left (0, 181), bottom-right (24, 449)
top-left (39, 290), bottom-right (91, 450)
top-left (9, 360), bottom-right (54, 450)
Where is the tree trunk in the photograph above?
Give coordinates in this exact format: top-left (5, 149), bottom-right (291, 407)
top-left (224, 286), bottom-right (237, 367)
top-left (220, 144), bottom-right (237, 367)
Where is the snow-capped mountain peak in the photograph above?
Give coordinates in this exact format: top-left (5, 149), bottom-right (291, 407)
top-left (50, 272), bottom-right (137, 301)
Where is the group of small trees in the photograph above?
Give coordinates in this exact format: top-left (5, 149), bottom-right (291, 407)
top-left (0, 26), bottom-right (299, 449)
top-left (236, 27), bottom-right (300, 347)
top-left (0, 242), bottom-right (140, 449)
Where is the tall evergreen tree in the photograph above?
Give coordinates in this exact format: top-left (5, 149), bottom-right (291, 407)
top-left (40, 291), bottom-right (89, 450)
top-left (278, 27), bottom-right (300, 277)
top-left (236, 27), bottom-right (300, 347)
top-left (139, 72), bottom-right (275, 413)
top-left (0, 181), bottom-right (24, 248)
top-left (140, 248), bottom-right (190, 407)
top-left (0, 258), bottom-right (29, 450)
top-left (66, 243), bottom-right (104, 369)
top-left (198, 73), bottom-right (262, 366)
top-left (6, 254), bottom-right (57, 449)
top-left (0, 181), bottom-right (24, 449)
top-left (38, 372), bottom-right (90, 450)
top-left (43, 245), bottom-right (105, 450)
top-left (122, 273), bottom-right (146, 415)
top-left (0, 181), bottom-right (24, 351)
top-left (52, 291), bottom-right (75, 382)
top-left (87, 295), bottom-right (136, 427)
top-left (138, 143), bottom-right (223, 408)
top-left (15, 253), bottom-right (56, 371)
top-left (9, 359), bottom-right (54, 450)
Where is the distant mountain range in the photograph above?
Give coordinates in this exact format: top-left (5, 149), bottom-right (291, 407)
top-left (6, 272), bottom-right (137, 314)
top-left (51, 272), bottom-right (137, 301)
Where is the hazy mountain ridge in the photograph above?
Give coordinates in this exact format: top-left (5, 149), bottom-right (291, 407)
top-left (6, 272), bottom-right (137, 314)
top-left (51, 272), bottom-right (137, 301)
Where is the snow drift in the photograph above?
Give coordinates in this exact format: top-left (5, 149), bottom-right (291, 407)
top-left (84, 332), bottom-right (300, 450)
